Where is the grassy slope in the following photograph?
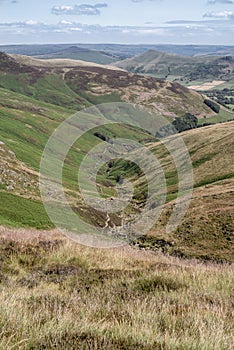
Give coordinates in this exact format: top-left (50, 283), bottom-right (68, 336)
top-left (114, 49), bottom-right (234, 84)
top-left (0, 54), bottom-right (233, 261)
top-left (0, 87), bottom-right (152, 229)
top-left (0, 229), bottom-right (233, 349)
top-left (0, 53), bottom-right (216, 118)
top-left (130, 123), bottom-right (234, 262)
top-left (0, 84), bottom-right (233, 260)
top-left (0, 52), bottom-right (233, 349)
top-left (36, 47), bottom-right (117, 65)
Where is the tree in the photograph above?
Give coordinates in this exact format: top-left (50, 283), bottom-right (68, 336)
top-left (204, 99), bottom-right (220, 113)
top-left (156, 113), bottom-right (198, 138)
top-left (172, 113), bottom-right (198, 133)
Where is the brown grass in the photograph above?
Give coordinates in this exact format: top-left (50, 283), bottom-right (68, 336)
top-left (0, 228), bottom-right (233, 349)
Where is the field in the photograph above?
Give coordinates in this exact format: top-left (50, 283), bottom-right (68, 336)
top-left (0, 227), bottom-right (233, 349)
top-left (188, 81), bottom-right (226, 91)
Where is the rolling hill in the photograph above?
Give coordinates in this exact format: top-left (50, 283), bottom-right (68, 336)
top-left (0, 52), bottom-right (233, 261)
top-left (34, 46), bottom-right (118, 65)
top-left (2, 43), bottom-right (234, 60)
top-left (0, 50), bottom-right (234, 348)
top-left (0, 52), bottom-right (221, 119)
top-left (114, 49), bottom-right (234, 84)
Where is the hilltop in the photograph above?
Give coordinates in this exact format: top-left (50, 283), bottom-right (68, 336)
top-left (34, 45), bottom-right (118, 65)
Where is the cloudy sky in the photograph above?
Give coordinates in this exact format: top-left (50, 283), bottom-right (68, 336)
top-left (0, 0), bottom-right (234, 45)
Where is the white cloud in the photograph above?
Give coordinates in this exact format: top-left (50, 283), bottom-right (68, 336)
top-left (203, 10), bottom-right (234, 18)
top-left (59, 20), bottom-right (73, 25)
top-left (0, 18), bottom-right (234, 45)
top-left (207, 0), bottom-right (234, 4)
top-left (51, 3), bottom-right (108, 16)
top-left (25, 20), bottom-right (38, 25)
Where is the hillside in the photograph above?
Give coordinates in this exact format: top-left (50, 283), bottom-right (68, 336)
top-left (135, 122), bottom-right (234, 261)
top-left (0, 63), bottom-right (233, 261)
top-left (2, 43), bottom-right (234, 60)
top-left (0, 227), bottom-right (233, 349)
top-left (34, 46), bottom-right (118, 65)
top-left (0, 52), bottom-right (218, 118)
top-left (0, 49), bottom-right (234, 347)
top-left (114, 49), bottom-right (234, 84)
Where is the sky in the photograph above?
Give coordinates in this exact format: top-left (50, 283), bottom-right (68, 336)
top-left (0, 0), bottom-right (234, 45)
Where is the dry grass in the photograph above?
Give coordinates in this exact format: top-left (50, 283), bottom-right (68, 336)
top-left (0, 228), bottom-right (233, 349)
top-left (10, 54), bottom-right (123, 71)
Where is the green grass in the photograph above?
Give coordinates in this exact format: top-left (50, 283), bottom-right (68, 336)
top-left (192, 152), bottom-right (218, 168)
top-left (39, 50), bottom-right (117, 65)
top-left (194, 173), bottom-right (234, 188)
top-left (0, 191), bottom-right (53, 229)
top-left (0, 56), bottom-right (233, 263)
top-left (199, 107), bottom-right (234, 125)
top-left (0, 72), bottom-right (88, 110)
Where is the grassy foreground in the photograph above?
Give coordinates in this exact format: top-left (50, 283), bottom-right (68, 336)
top-left (0, 227), bottom-right (233, 350)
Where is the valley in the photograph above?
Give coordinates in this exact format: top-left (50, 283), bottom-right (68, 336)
top-left (0, 52), bottom-right (233, 261)
top-left (0, 45), bottom-right (233, 349)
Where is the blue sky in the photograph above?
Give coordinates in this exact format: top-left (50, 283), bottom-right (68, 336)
top-left (0, 0), bottom-right (234, 44)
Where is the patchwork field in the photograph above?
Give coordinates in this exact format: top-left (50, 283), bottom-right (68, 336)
top-left (188, 81), bottom-right (226, 91)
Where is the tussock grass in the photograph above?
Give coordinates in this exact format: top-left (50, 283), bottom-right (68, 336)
top-left (0, 230), bottom-right (233, 349)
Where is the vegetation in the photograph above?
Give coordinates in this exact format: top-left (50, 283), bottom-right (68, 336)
top-left (0, 53), bottom-right (233, 258)
top-left (205, 88), bottom-right (234, 111)
top-left (156, 113), bottom-right (198, 137)
top-left (204, 99), bottom-right (220, 114)
top-left (0, 48), bottom-right (233, 349)
top-left (115, 50), bottom-right (234, 83)
top-left (0, 192), bottom-right (53, 229)
top-left (0, 232), bottom-right (233, 349)
top-left (36, 46), bottom-right (118, 65)
top-left (0, 52), bottom-right (217, 119)
top-left (2, 43), bottom-right (234, 60)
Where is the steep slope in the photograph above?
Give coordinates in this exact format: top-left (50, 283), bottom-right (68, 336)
top-left (0, 79), bottom-right (233, 260)
top-left (0, 52), bottom-right (233, 261)
top-left (114, 49), bottom-right (234, 82)
top-left (0, 53), bottom-right (217, 118)
top-left (136, 122), bottom-right (234, 261)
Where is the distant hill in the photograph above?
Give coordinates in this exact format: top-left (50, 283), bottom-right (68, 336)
top-left (114, 49), bottom-right (234, 83)
top-left (2, 43), bottom-right (234, 60)
top-left (35, 46), bottom-right (118, 65)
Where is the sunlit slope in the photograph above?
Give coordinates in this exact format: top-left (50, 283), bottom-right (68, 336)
top-left (0, 52), bottom-right (216, 118)
top-left (114, 49), bottom-right (234, 81)
top-left (0, 53), bottom-right (233, 260)
top-left (0, 83), bottom-right (233, 260)
top-left (135, 122), bottom-right (234, 261)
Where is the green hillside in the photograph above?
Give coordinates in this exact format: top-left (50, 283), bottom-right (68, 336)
top-left (36, 46), bottom-right (117, 65)
top-left (0, 52), bottom-right (220, 119)
top-left (115, 49), bottom-right (234, 84)
top-left (0, 52), bottom-right (233, 261)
